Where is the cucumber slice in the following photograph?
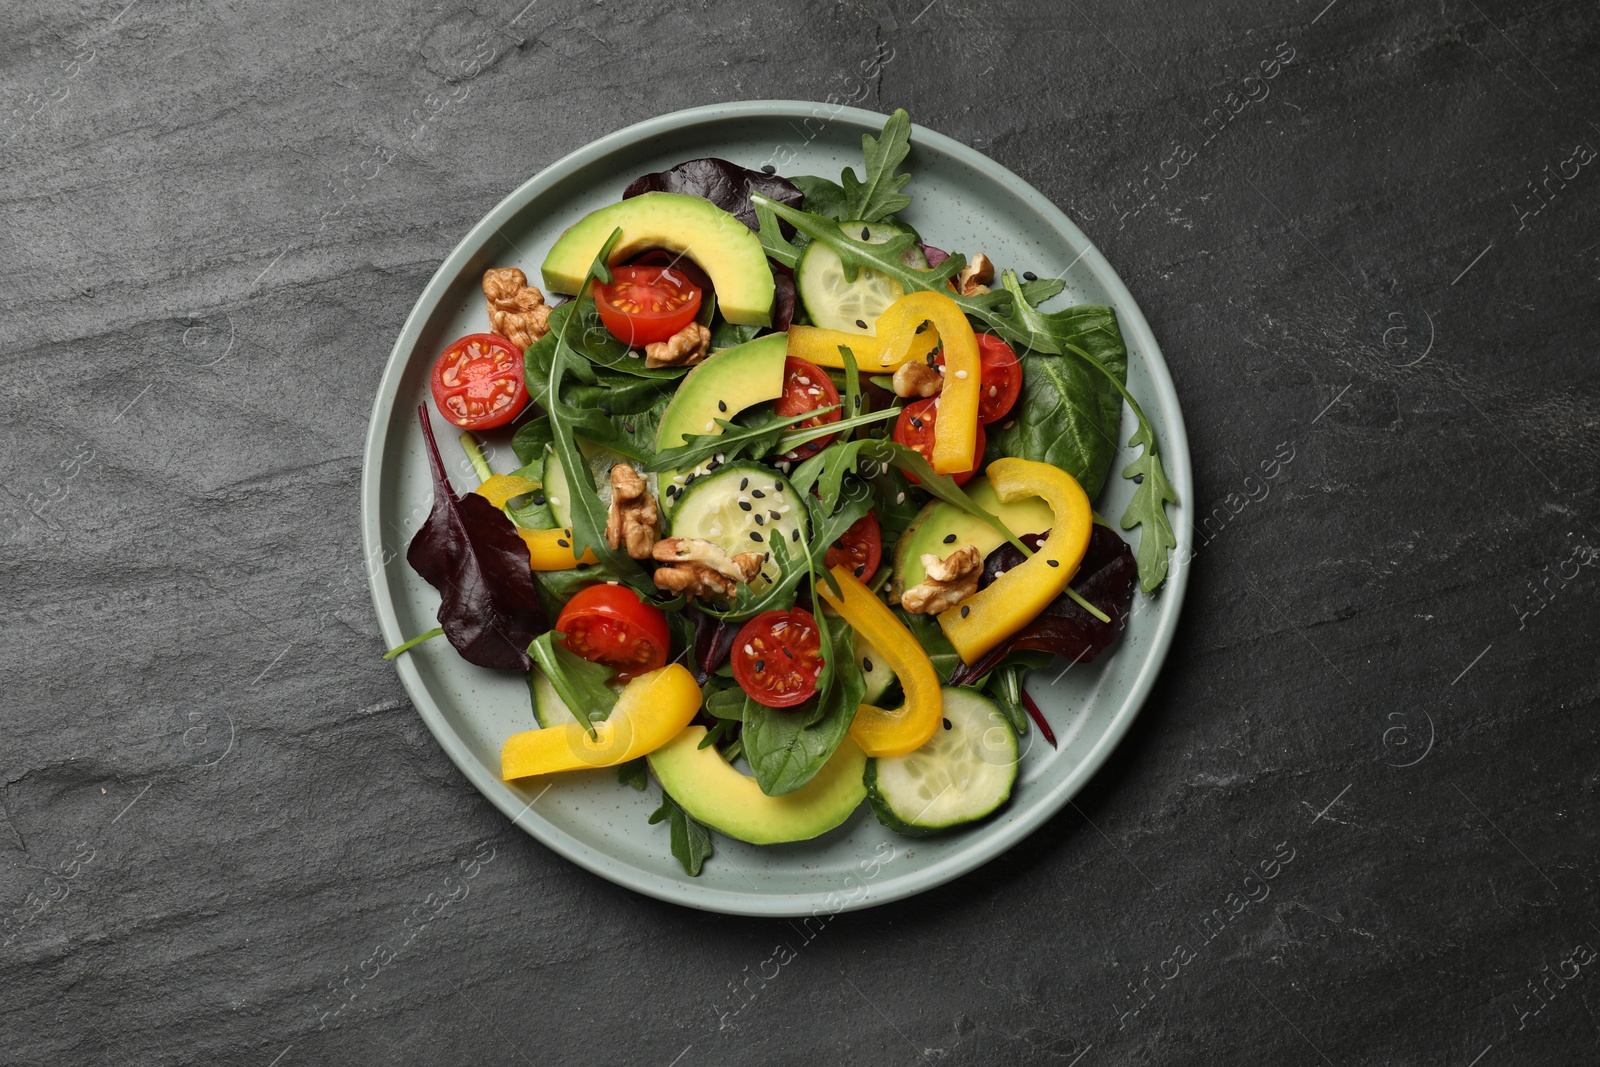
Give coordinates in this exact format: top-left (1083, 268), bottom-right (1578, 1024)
top-left (527, 667), bottom-right (579, 728)
top-left (795, 219), bottom-right (930, 334)
top-left (666, 462), bottom-right (805, 587)
top-left (544, 440), bottom-right (650, 529)
top-left (865, 688), bottom-right (1018, 836)
top-left (856, 630), bottom-right (895, 705)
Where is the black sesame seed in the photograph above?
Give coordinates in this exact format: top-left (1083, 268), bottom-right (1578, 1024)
top-left (769, 510), bottom-right (781, 520)
top-left (755, 659), bottom-right (765, 672)
top-left (532, 493), bottom-right (546, 505)
top-left (739, 501), bottom-right (752, 512)
top-left (960, 605), bottom-right (970, 618)
top-left (860, 226), bottom-right (870, 239)
top-left (853, 565), bottom-right (864, 577)
top-left (942, 717), bottom-right (952, 730)
top-left (601, 403), bottom-right (612, 417)
top-left (751, 489), bottom-right (765, 498)
top-left (909, 416), bottom-right (923, 429)
top-left (755, 514), bottom-right (765, 525)
top-left (855, 319), bottom-right (867, 329)
top-left (1023, 270), bottom-right (1038, 281)
top-left (750, 531), bottom-right (763, 542)
top-left (557, 538), bottom-right (569, 548)
top-left (782, 646), bottom-right (793, 659)
top-left (832, 540), bottom-right (845, 550)
top-left (863, 657), bottom-right (874, 672)
top-left (739, 477), bottom-right (748, 490)
top-left (1047, 559), bottom-right (1060, 568)
top-left (791, 529), bottom-right (800, 542)
top-left (718, 400), bottom-right (727, 412)
top-left (943, 533), bottom-right (957, 544)
top-left (854, 395), bottom-right (862, 409)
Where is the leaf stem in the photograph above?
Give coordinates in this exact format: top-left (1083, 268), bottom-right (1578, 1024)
top-left (458, 433), bottom-right (493, 484)
top-left (382, 627), bottom-right (443, 660)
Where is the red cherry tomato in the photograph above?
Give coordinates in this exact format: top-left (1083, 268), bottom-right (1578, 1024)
top-left (593, 265), bottom-right (703, 347)
top-left (934, 334), bottom-right (1022, 423)
top-left (892, 398), bottom-right (987, 486)
top-left (730, 608), bottom-right (825, 708)
top-left (430, 333), bottom-right (529, 430)
top-left (773, 356), bottom-right (842, 461)
top-left (554, 584), bottom-right (671, 680)
top-left (824, 510), bottom-right (882, 580)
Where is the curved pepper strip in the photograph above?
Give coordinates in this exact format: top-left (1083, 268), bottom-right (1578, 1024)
top-left (937, 458), bottom-right (1093, 664)
top-left (786, 324), bottom-right (939, 371)
top-left (473, 472), bottom-right (541, 509)
top-left (501, 664), bottom-right (701, 779)
top-left (874, 291), bottom-right (980, 474)
top-left (516, 527), bottom-right (598, 571)
top-left (816, 565), bottom-right (942, 758)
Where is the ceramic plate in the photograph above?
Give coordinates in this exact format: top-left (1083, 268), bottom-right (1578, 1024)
top-left (361, 101), bottom-right (1192, 917)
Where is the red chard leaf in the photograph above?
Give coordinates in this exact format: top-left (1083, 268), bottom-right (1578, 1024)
top-left (405, 405), bottom-right (548, 672)
top-left (949, 525), bottom-right (1138, 685)
top-left (624, 158), bottom-right (804, 233)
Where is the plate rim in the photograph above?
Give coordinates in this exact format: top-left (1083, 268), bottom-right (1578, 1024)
top-left (360, 100), bottom-right (1193, 917)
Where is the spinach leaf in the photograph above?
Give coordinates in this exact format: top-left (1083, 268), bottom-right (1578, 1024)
top-left (710, 315), bottom-right (762, 350)
top-left (527, 631), bottom-right (618, 736)
top-left (840, 108), bottom-right (913, 222)
top-left (987, 332), bottom-right (1124, 498)
top-left (405, 406), bottom-right (549, 672)
top-left (738, 617), bottom-right (865, 796)
top-left (649, 791), bottom-right (714, 876)
top-left (791, 174), bottom-right (849, 221)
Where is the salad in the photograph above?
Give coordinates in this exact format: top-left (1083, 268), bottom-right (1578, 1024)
top-left (387, 110), bottom-right (1178, 876)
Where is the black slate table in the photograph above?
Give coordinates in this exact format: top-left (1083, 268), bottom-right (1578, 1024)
top-left (3, 1), bottom-right (1596, 1064)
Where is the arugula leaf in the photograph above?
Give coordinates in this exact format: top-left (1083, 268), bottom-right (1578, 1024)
top-left (527, 632), bottom-right (618, 737)
top-left (738, 617), bottom-right (866, 796)
top-left (840, 346), bottom-right (863, 418)
top-left (702, 490), bottom-right (873, 621)
top-left (1121, 422), bottom-right (1179, 592)
top-left (616, 758), bottom-right (648, 791)
top-left (840, 108), bottom-right (913, 222)
top-left (648, 791), bottom-right (714, 876)
top-left (753, 199), bottom-right (805, 269)
top-left (644, 406), bottom-right (832, 473)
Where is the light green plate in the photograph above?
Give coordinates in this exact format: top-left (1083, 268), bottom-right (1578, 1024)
top-left (361, 102), bottom-right (1192, 917)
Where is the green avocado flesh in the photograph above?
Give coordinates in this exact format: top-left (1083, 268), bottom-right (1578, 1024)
top-left (654, 332), bottom-right (788, 512)
top-left (891, 477), bottom-right (1053, 595)
top-left (647, 726), bottom-right (866, 845)
top-left (540, 192), bottom-right (775, 325)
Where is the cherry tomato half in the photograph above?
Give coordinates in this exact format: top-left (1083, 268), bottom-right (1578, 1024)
top-left (774, 356), bottom-right (842, 461)
top-left (430, 333), bottom-right (529, 430)
top-left (824, 510), bottom-right (882, 580)
top-left (935, 334), bottom-right (1022, 423)
top-left (892, 398), bottom-right (987, 487)
top-left (593, 265), bottom-right (703, 347)
top-left (730, 608), bottom-right (825, 709)
top-left (555, 584), bottom-right (672, 680)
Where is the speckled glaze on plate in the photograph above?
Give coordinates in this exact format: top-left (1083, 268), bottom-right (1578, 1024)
top-left (360, 101), bottom-right (1192, 917)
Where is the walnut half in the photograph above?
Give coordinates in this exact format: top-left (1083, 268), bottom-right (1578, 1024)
top-left (651, 537), bottom-right (765, 601)
top-left (900, 545), bottom-right (983, 614)
top-left (644, 322), bottom-right (711, 369)
top-left (954, 253), bottom-right (994, 297)
top-left (604, 464), bottom-right (659, 560)
top-left (483, 267), bottom-right (551, 349)
top-left (892, 359), bottom-right (942, 398)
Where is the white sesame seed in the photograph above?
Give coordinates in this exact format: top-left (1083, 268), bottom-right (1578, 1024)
top-left (895, 492), bottom-right (905, 504)
top-left (705, 420), bottom-right (716, 432)
top-left (797, 375), bottom-right (810, 384)
top-left (880, 461), bottom-right (890, 474)
top-left (779, 505), bottom-right (791, 514)
top-left (989, 385), bottom-right (997, 397)
top-left (743, 643), bottom-right (755, 655)
top-left (715, 453), bottom-right (726, 464)
top-left (549, 496), bottom-right (562, 506)
top-left (955, 369), bottom-right (969, 379)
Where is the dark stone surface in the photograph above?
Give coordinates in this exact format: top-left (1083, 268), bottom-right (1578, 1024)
top-left (2, 0), bottom-right (1596, 1063)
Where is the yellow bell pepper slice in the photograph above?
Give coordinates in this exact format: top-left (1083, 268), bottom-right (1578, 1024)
top-left (938, 458), bottom-right (1094, 664)
top-left (501, 664), bottom-right (701, 779)
top-left (786, 324), bottom-right (939, 371)
top-left (816, 565), bottom-right (942, 757)
top-left (874, 291), bottom-right (980, 474)
top-left (516, 527), bottom-right (598, 571)
top-left (473, 472), bottom-right (542, 509)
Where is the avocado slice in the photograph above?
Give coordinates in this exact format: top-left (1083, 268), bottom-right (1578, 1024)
top-left (541, 192), bottom-right (775, 326)
top-left (647, 726), bottom-right (866, 844)
top-left (891, 477), bottom-right (1054, 597)
top-left (654, 332), bottom-right (788, 510)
